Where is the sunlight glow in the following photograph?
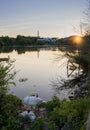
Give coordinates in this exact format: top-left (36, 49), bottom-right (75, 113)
top-left (73, 36), bottom-right (83, 44)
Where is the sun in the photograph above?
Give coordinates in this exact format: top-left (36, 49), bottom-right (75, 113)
top-left (73, 36), bottom-right (83, 44)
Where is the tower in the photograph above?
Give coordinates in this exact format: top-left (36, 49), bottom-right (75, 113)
top-left (37, 31), bottom-right (39, 38)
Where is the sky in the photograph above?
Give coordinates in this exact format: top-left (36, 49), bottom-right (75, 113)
top-left (0, 0), bottom-right (86, 38)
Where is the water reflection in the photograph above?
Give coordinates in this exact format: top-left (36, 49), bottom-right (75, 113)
top-left (51, 55), bottom-right (88, 100)
top-left (0, 46), bottom-right (58, 54)
top-left (0, 46), bottom-right (85, 101)
top-left (0, 46), bottom-right (69, 101)
top-left (0, 58), bottom-right (9, 62)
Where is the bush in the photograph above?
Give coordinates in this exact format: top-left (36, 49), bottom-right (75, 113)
top-left (31, 117), bottom-right (45, 130)
top-left (74, 55), bottom-right (90, 71)
top-left (0, 94), bottom-right (23, 129)
top-left (48, 121), bottom-right (58, 130)
top-left (45, 97), bottom-right (90, 130)
top-left (0, 59), bottom-right (23, 130)
top-left (2, 116), bottom-right (22, 130)
top-left (45, 96), bottom-right (60, 112)
top-left (1, 94), bottom-right (23, 116)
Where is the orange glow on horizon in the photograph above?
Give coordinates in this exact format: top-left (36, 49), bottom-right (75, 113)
top-left (73, 36), bottom-right (83, 44)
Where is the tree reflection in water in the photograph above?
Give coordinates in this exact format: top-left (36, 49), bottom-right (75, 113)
top-left (51, 53), bottom-right (88, 100)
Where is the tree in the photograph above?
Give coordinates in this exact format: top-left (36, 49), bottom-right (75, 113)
top-left (0, 58), bottom-right (16, 96)
top-left (80, 0), bottom-right (90, 55)
top-left (0, 59), bottom-right (23, 129)
top-left (84, 0), bottom-right (90, 35)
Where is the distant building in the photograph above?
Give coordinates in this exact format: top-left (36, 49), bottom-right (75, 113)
top-left (37, 38), bottom-right (57, 43)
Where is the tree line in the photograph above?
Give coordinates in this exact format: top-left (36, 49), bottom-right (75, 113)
top-left (0, 35), bottom-right (37, 46)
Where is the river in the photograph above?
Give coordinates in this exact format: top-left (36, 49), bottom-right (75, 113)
top-left (0, 46), bottom-right (77, 101)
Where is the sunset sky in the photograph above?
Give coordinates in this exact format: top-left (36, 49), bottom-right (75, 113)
top-left (0, 0), bottom-right (86, 38)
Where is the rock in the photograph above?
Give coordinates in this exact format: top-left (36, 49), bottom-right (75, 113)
top-left (28, 111), bottom-right (36, 121)
top-left (19, 111), bottom-right (28, 117)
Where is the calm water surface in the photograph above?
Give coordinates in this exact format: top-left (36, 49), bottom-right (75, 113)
top-left (0, 47), bottom-right (70, 101)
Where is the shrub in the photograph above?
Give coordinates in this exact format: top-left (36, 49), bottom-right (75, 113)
top-left (31, 117), bottom-right (45, 130)
top-left (45, 96), bottom-right (60, 112)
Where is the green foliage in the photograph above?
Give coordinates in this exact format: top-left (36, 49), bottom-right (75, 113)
top-left (48, 121), bottom-right (58, 130)
top-left (0, 94), bottom-right (23, 129)
top-left (0, 58), bottom-right (17, 115)
top-left (74, 55), bottom-right (89, 70)
top-left (37, 40), bottom-right (46, 45)
top-left (19, 115), bottom-right (30, 123)
top-left (49, 107), bottom-right (66, 129)
top-left (0, 36), bottom-right (15, 46)
top-left (66, 98), bottom-right (90, 130)
top-left (31, 117), bottom-right (45, 130)
top-left (0, 59), bottom-right (23, 130)
top-left (1, 116), bottom-right (22, 130)
top-left (16, 35), bottom-right (37, 46)
top-left (84, 34), bottom-right (90, 44)
top-left (80, 121), bottom-right (87, 130)
top-left (2, 94), bottom-right (23, 116)
top-left (49, 100), bottom-right (69, 129)
top-left (45, 97), bottom-right (90, 130)
top-left (0, 58), bottom-right (16, 95)
top-left (82, 34), bottom-right (90, 56)
top-left (0, 35), bottom-right (37, 47)
top-left (45, 96), bottom-right (60, 112)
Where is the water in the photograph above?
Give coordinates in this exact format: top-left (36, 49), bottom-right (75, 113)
top-left (0, 46), bottom-right (70, 101)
